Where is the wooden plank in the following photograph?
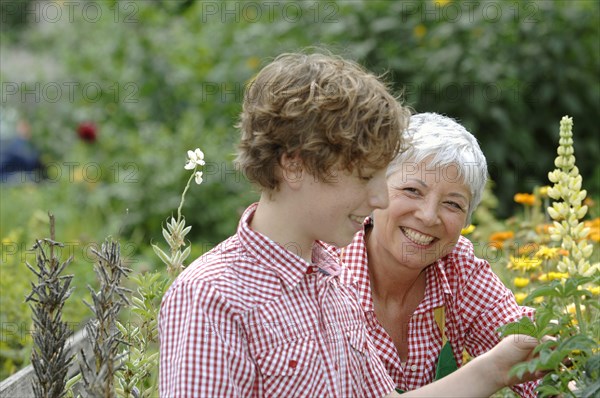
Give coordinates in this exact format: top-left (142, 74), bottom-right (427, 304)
top-left (0, 328), bottom-right (91, 397)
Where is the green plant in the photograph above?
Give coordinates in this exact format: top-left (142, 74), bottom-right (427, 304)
top-left (115, 272), bottom-right (166, 397)
top-left (78, 240), bottom-right (131, 397)
top-left (498, 117), bottom-right (599, 397)
top-left (25, 214), bottom-right (74, 398)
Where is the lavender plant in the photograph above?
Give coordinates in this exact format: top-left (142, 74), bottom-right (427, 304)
top-left (78, 240), bottom-right (131, 398)
top-left (25, 213), bottom-right (75, 398)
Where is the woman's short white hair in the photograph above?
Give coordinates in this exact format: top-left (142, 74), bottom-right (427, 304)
top-left (387, 112), bottom-right (488, 225)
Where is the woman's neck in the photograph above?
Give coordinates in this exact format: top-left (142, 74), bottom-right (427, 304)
top-left (365, 228), bottom-right (426, 306)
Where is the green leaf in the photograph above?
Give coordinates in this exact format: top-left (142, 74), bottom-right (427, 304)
top-left (536, 385), bottom-right (562, 396)
top-left (152, 244), bottom-right (171, 266)
top-left (523, 283), bottom-right (562, 303)
top-left (497, 316), bottom-right (537, 337)
top-left (180, 245), bottom-right (192, 263)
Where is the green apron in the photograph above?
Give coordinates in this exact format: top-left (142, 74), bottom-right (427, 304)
top-left (396, 306), bottom-right (459, 394)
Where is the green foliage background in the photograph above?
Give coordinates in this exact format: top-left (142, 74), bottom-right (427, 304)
top-left (1, 0), bottom-right (599, 382)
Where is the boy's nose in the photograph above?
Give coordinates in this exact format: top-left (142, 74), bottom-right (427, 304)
top-left (369, 175), bottom-right (389, 210)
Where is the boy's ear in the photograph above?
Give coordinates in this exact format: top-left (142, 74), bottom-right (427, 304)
top-left (279, 153), bottom-right (304, 188)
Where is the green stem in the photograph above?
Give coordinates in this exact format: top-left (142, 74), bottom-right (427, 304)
top-left (573, 294), bottom-right (586, 334)
top-left (177, 170), bottom-right (196, 222)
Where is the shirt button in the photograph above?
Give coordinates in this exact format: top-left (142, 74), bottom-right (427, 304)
top-left (289, 359), bottom-right (298, 369)
top-left (306, 267), bottom-right (314, 275)
top-left (410, 364), bottom-right (418, 371)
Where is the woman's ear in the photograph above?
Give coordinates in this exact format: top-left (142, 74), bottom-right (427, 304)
top-left (279, 153), bottom-right (304, 189)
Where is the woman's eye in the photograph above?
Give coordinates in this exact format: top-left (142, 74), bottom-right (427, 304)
top-left (403, 187), bottom-right (419, 194)
top-left (446, 201), bottom-right (465, 211)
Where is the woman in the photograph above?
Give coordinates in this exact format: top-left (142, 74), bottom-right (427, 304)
top-left (341, 112), bottom-right (537, 396)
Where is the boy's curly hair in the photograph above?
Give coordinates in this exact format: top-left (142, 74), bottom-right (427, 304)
top-left (235, 52), bottom-right (410, 191)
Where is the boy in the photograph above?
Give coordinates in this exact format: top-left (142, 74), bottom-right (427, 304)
top-left (159, 52), bottom-right (542, 397)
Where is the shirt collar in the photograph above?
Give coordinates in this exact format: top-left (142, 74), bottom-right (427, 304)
top-left (340, 222), bottom-right (374, 312)
top-left (237, 203), bottom-right (341, 289)
top-left (341, 217), bottom-right (454, 314)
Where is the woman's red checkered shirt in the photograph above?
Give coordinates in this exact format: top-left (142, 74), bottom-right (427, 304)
top-left (340, 221), bottom-right (538, 397)
top-left (159, 204), bottom-right (395, 397)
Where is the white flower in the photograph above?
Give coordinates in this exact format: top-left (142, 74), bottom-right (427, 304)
top-left (194, 171), bottom-right (203, 185)
top-left (185, 148), bottom-right (205, 170)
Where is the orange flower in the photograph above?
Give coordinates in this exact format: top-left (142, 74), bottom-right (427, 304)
top-left (536, 223), bottom-right (552, 235)
top-left (489, 231), bottom-right (514, 248)
top-left (518, 244), bottom-right (537, 255)
top-left (514, 193), bottom-right (536, 206)
top-left (489, 231), bottom-right (514, 242)
top-left (584, 217), bottom-right (600, 242)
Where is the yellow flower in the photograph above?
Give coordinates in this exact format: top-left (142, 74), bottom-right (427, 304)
top-left (461, 224), bottom-right (475, 235)
top-left (538, 272), bottom-right (569, 282)
top-left (535, 246), bottom-right (560, 260)
top-left (538, 186), bottom-right (551, 197)
top-left (514, 193), bottom-right (537, 206)
top-left (434, 0), bottom-right (451, 6)
top-left (507, 255), bottom-right (542, 272)
top-left (589, 286), bottom-right (600, 296)
top-left (513, 277), bottom-right (530, 288)
top-left (413, 24), bottom-right (427, 40)
top-left (514, 292), bottom-right (528, 304)
top-left (246, 56), bottom-right (261, 70)
top-left (566, 303), bottom-right (585, 324)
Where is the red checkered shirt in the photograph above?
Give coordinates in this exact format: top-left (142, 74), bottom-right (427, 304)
top-left (159, 204), bottom-right (395, 397)
top-left (340, 220), bottom-right (538, 397)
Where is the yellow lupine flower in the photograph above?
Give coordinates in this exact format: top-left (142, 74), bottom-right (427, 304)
top-left (513, 277), bottom-right (530, 288)
top-left (507, 255), bottom-right (542, 272)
